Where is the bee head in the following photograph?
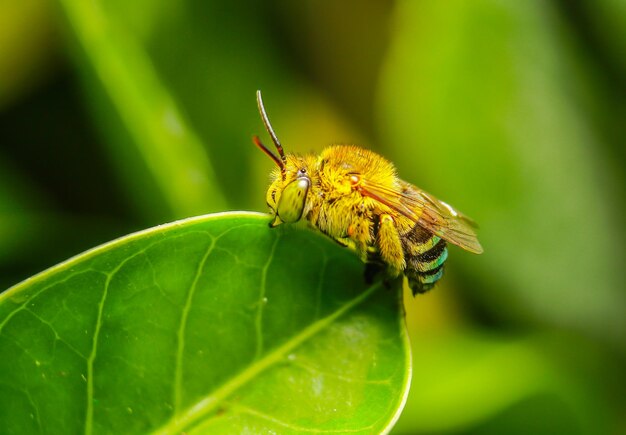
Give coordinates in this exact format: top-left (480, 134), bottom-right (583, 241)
top-left (266, 160), bottom-right (312, 227)
top-left (253, 90), bottom-right (311, 227)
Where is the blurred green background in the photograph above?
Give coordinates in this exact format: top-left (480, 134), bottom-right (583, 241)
top-left (1, 0), bottom-right (624, 433)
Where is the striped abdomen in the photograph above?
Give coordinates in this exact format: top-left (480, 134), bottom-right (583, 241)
top-left (402, 224), bottom-right (448, 295)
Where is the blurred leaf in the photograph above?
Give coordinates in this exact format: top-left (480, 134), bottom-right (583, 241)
top-left (273, 0), bottom-right (395, 136)
top-left (583, 0), bottom-right (626, 75)
top-left (143, 2), bottom-right (299, 210)
top-left (565, 0), bottom-right (626, 170)
top-left (57, 0), bottom-right (226, 220)
top-left (0, 212), bottom-right (410, 434)
top-left (378, 0), bottom-right (625, 347)
top-left (0, 159), bottom-right (42, 283)
top-left (0, 77), bottom-right (143, 290)
top-left (393, 332), bottom-right (610, 434)
top-left (0, 0), bottom-right (60, 109)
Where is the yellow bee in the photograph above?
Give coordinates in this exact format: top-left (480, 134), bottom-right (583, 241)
top-left (253, 91), bottom-right (483, 295)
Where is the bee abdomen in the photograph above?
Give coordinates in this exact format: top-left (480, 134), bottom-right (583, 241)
top-left (405, 236), bottom-right (448, 296)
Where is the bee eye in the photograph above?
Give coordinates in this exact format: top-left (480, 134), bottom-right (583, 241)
top-left (276, 178), bottom-right (310, 223)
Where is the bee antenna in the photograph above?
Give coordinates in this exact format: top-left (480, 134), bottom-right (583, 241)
top-left (256, 90), bottom-right (287, 166)
top-left (252, 135), bottom-right (284, 169)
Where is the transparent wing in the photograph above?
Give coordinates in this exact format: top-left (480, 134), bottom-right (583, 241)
top-left (358, 179), bottom-right (483, 254)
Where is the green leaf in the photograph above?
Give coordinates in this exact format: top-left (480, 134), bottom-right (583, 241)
top-left (0, 212), bottom-right (410, 434)
top-left (58, 0), bottom-right (227, 219)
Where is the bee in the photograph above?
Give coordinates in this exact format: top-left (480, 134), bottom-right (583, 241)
top-left (253, 91), bottom-right (483, 295)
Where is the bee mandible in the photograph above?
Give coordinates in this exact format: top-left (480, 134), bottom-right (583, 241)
top-left (253, 91), bottom-right (483, 295)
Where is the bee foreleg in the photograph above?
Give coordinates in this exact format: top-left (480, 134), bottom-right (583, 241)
top-left (364, 261), bottom-right (404, 291)
top-left (364, 261), bottom-right (385, 284)
top-left (314, 224), bottom-right (354, 250)
top-left (324, 232), bottom-right (360, 252)
top-left (331, 236), bottom-right (352, 248)
top-left (377, 214), bottom-right (406, 277)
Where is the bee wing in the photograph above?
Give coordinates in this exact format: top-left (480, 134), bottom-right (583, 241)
top-left (359, 179), bottom-right (484, 254)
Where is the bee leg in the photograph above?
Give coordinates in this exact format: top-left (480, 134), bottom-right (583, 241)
top-left (364, 261), bottom-right (385, 284)
top-left (317, 226), bottom-right (354, 250)
top-left (376, 214), bottom-right (406, 277)
top-left (330, 235), bottom-right (356, 250)
top-left (383, 274), bottom-right (404, 291)
top-left (365, 261), bottom-right (402, 289)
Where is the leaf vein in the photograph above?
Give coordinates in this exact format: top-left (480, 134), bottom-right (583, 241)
top-left (254, 234), bottom-right (281, 360)
top-left (225, 401), bottom-right (377, 433)
top-left (173, 235), bottom-right (216, 414)
top-left (24, 308), bottom-right (87, 360)
top-left (152, 281), bottom-right (383, 435)
top-left (289, 359), bottom-right (393, 386)
top-left (0, 271), bottom-right (95, 333)
top-left (85, 249), bottom-right (152, 435)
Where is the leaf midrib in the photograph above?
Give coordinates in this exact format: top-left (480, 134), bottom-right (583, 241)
top-left (152, 282), bottom-right (383, 435)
